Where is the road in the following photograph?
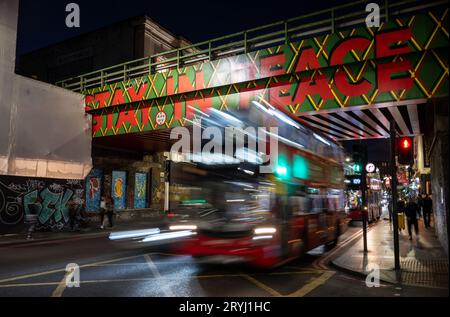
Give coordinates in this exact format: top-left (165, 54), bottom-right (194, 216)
top-left (0, 224), bottom-right (447, 297)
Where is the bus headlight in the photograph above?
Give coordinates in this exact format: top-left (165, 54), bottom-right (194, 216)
top-left (252, 235), bottom-right (273, 240)
top-left (254, 227), bottom-right (277, 235)
top-left (169, 224), bottom-right (197, 231)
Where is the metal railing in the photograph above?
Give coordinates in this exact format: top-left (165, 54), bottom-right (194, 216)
top-left (55, 0), bottom-right (446, 92)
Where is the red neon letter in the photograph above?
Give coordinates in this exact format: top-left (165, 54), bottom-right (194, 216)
top-left (334, 69), bottom-right (372, 97)
top-left (377, 60), bottom-right (413, 92)
top-left (294, 75), bottom-right (334, 106)
top-left (92, 115), bottom-right (103, 135)
top-left (174, 98), bottom-right (183, 121)
top-left (116, 110), bottom-right (137, 129)
top-left (167, 72), bottom-right (204, 96)
top-left (92, 91), bottom-right (110, 109)
top-left (376, 28), bottom-right (412, 58)
top-left (127, 83), bottom-right (148, 102)
top-left (111, 89), bottom-right (125, 106)
top-left (269, 83), bottom-right (294, 107)
top-left (260, 54), bottom-right (286, 77)
top-left (330, 38), bottom-right (371, 66)
top-left (295, 48), bottom-right (322, 72)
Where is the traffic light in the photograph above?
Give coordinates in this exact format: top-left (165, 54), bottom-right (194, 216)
top-left (397, 137), bottom-right (413, 165)
top-left (352, 144), bottom-right (367, 174)
top-left (353, 163), bottom-right (362, 173)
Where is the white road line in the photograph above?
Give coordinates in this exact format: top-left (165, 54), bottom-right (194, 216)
top-left (144, 254), bottom-right (174, 297)
top-left (0, 254), bottom-right (143, 284)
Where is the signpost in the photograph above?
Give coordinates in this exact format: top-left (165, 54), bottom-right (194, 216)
top-left (390, 119), bottom-right (401, 270)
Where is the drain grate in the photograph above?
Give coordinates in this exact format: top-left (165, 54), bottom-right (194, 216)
top-left (399, 259), bottom-right (449, 288)
top-left (400, 259), bottom-right (448, 274)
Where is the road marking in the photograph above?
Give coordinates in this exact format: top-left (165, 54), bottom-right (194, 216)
top-left (0, 271), bottom-right (319, 288)
top-left (240, 274), bottom-right (282, 297)
top-left (0, 281), bottom-right (61, 288)
top-left (1, 233), bottom-right (107, 249)
top-left (144, 254), bottom-right (174, 297)
top-left (0, 268), bottom-right (323, 288)
top-left (288, 271), bottom-right (335, 297)
top-left (0, 268), bottom-right (66, 285)
top-left (51, 274), bottom-right (68, 297)
top-left (313, 224), bottom-right (376, 270)
top-left (0, 254), bottom-right (143, 284)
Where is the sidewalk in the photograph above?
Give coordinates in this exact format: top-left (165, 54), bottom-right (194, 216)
top-left (331, 218), bottom-right (449, 289)
top-left (0, 212), bottom-right (167, 247)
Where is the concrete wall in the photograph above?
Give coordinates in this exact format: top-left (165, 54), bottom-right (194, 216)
top-left (429, 99), bottom-right (449, 255)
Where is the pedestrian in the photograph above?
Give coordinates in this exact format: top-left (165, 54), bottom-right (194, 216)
top-left (26, 196), bottom-right (41, 240)
top-left (417, 194), bottom-right (423, 214)
top-left (68, 199), bottom-right (79, 232)
top-left (422, 194), bottom-right (433, 228)
top-left (405, 197), bottom-right (420, 240)
top-left (99, 196), bottom-right (114, 229)
top-left (99, 196), bottom-right (107, 229)
top-left (397, 197), bottom-right (405, 214)
top-left (105, 197), bottom-right (114, 228)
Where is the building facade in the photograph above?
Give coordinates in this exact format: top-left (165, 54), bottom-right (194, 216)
top-left (18, 16), bottom-right (191, 84)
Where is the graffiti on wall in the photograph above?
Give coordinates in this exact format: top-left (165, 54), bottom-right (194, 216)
top-left (112, 171), bottom-right (126, 210)
top-left (0, 176), bottom-right (84, 232)
top-left (85, 168), bottom-right (103, 212)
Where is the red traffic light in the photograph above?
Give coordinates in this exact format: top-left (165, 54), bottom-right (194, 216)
top-left (397, 137), bottom-right (413, 165)
top-left (400, 137), bottom-right (411, 150)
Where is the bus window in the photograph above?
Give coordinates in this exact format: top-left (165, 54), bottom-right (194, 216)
top-left (327, 188), bottom-right (344, 212)
top-left (307, 187), bottom-right (326, 213)
top-left (288, 195), bottom-right (311, 216)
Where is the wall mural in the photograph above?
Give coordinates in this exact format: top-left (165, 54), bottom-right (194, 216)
top-left (134, 172), bottom-right (148, 209)
top-left (0, 176), bottom-right (84, 232)
top-left (85, 168), bottom-right (103, 212)
top-left (112, 171), bottom-right (126, 210)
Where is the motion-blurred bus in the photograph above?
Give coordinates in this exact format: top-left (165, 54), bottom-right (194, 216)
top-left (166, 100), bottom-right (349, 268)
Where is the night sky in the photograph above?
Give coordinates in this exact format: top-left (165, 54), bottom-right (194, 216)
top-left (17, 0), bottom-right (348, 56)
top-left (15, 0), bottom-right (390, 161)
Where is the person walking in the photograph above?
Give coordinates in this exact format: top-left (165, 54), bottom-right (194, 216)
top-left (68, 199), bottom-right (79, 232)
top-left (422, 194), bottom-right (433, 228)
top-left (99, 197), bottom-right (106, 229)
top-left (99, 196), bottom-right (114, 229)
top-left (26, 196), bottom-right (41, 240)
top-left (405, 197), bottom-right (420, 240)
top-left (105, 197), bottom-right (114, 228)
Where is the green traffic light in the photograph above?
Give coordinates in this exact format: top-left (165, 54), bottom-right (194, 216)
top-left (353, 164), bottom-right (362, 173)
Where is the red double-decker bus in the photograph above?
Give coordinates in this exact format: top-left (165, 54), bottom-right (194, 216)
top-left (166, 101), bottom-right (349, 268)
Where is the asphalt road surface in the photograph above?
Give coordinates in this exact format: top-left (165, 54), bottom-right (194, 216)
top-left (0, 224), bottom-right (447, 297)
